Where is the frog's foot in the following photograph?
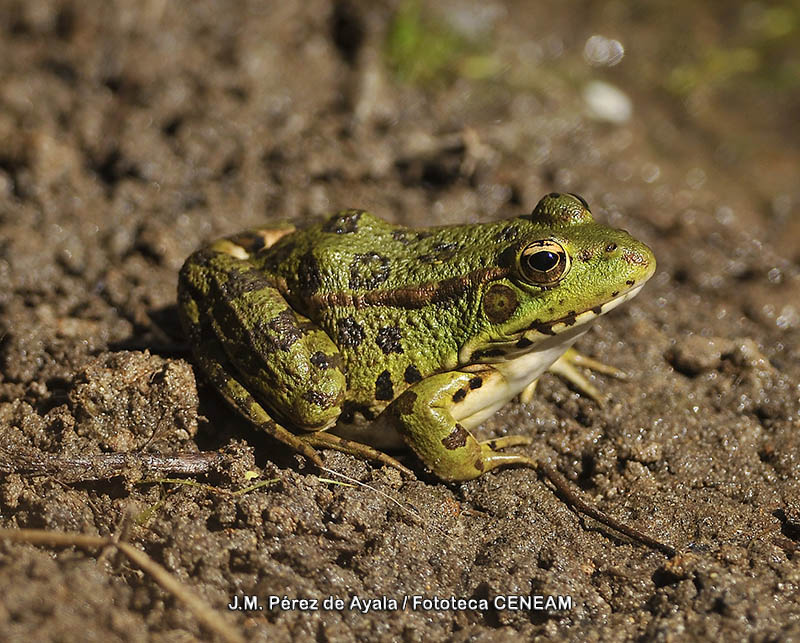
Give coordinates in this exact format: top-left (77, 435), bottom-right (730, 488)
top-left (296, 431), bottom-right (415, 478)
top-left (545, 347), bottom-right (627, 405)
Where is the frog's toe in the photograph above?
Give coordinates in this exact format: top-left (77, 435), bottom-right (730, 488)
top-left (478, 448), bottom-right (539, 473)
top-left (480, 435), bottom-right (534, 450)
top-left (519, 379), bottom-right (538, 404)
top-left (548, 347), bottom-right (628, 404)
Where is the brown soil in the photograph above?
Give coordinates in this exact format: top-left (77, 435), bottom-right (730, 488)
top-left (1, 1), bottom-right (798, 641)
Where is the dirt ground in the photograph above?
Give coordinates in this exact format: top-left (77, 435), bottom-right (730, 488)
top-left (1, 1), bottom-right (799, 641)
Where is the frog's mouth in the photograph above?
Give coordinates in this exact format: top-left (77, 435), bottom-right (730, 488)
top-left (460, 283), bottom-right (645, 364)
top-left (521, 282), bottom-right (646, 339)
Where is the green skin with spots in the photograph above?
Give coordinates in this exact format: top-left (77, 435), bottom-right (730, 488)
top-left (178, 193), bottom-right (656, 481)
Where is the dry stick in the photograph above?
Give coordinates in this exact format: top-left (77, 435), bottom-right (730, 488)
top-left (0, 449), bottom-right (226, 482)
top-left (0, 528), bottom-right (245, 643)
top-left (538, 462), bottom-right (677, 557)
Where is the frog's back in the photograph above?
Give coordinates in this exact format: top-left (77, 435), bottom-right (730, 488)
top-left (254, 210), bottom-right (514, 405)
top-left (260, 209), bottom-right (513, 297)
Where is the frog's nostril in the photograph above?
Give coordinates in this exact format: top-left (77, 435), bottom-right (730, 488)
top-left (605, 242), bottom-right (617, 253)
top-left (622, 250), bottom-right (648, 266)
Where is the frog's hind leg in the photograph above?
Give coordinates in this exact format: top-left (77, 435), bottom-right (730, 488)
top-left (178, 249), bottom-right (346, 469)
top-left (296, 432), bottom-right (415, 478)
top-left (183, 241), bottom-right (349, 424)
top-left (180, 301), bottom-right (325, 468)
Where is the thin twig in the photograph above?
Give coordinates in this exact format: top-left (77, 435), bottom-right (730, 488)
top-left (538, 462), bottom-right (677, 557)
top-left (319, 466), bottom-right (448, 536)
top-left (135, 477), bottom-right (280, 496)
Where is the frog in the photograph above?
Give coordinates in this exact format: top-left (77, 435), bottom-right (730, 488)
top-left (177, 193), bottom-right (656, 484)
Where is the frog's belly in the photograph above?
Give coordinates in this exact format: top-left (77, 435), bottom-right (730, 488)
top-left (331, 328), bottom-right (587, 450)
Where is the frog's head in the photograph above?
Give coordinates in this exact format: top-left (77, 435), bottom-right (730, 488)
top-left (461, 193), bottom-right (656, 364)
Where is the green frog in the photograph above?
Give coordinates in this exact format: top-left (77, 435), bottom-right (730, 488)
top-left (177, 193), bottom-right (656, 483)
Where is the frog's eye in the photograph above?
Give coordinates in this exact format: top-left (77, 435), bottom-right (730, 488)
top-left (519, 240), bottom-right (570, 285)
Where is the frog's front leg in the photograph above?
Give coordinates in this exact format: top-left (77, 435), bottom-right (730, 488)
top-left (376, 369), bottom-right (537, 481)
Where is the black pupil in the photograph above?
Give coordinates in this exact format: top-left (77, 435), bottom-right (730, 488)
top-left (528, 250), bottom-right (559, 272)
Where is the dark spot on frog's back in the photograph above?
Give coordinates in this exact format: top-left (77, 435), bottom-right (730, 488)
top-left (337, 316), bottom-right (365, 348)
top-left (217, 266), bottom-right (273, 299)
top-left (257, 309), bottom-right (304, 351)
top-left (419, 242), bottom-right (459, 263)
top-left (376, 326), bottom-right (403, 354)
top-left (260, 241), bottom-right (294, 274)
top-left (375, 370), bottom-right (394, 401)
top-left (483, 283), bottom-right (518, 324)
top-left (404, 364), bottom-right (422, 384)
top-left (324, 209), bottom-right (364, 234)
top-left (310, 351), bottom-right (330, 369)
top-left (302, 389), bottom-right (335, 409)
top-left (441, 424), bottom-right (468, 450)
top-left (452, 388), bottom-right (467, 403)
top-left (469, 376), bottom-right (483, 389)
top-left (515, 337), bottom-right (532, 349)
top-left (392, 230), bottom-right (410, 244)
top-left (433, 241), bottom-right (459, 260)
top-left (296, 251), bottom-right (322, 296)
top-left (349, 252), bottom-right (390, 290)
